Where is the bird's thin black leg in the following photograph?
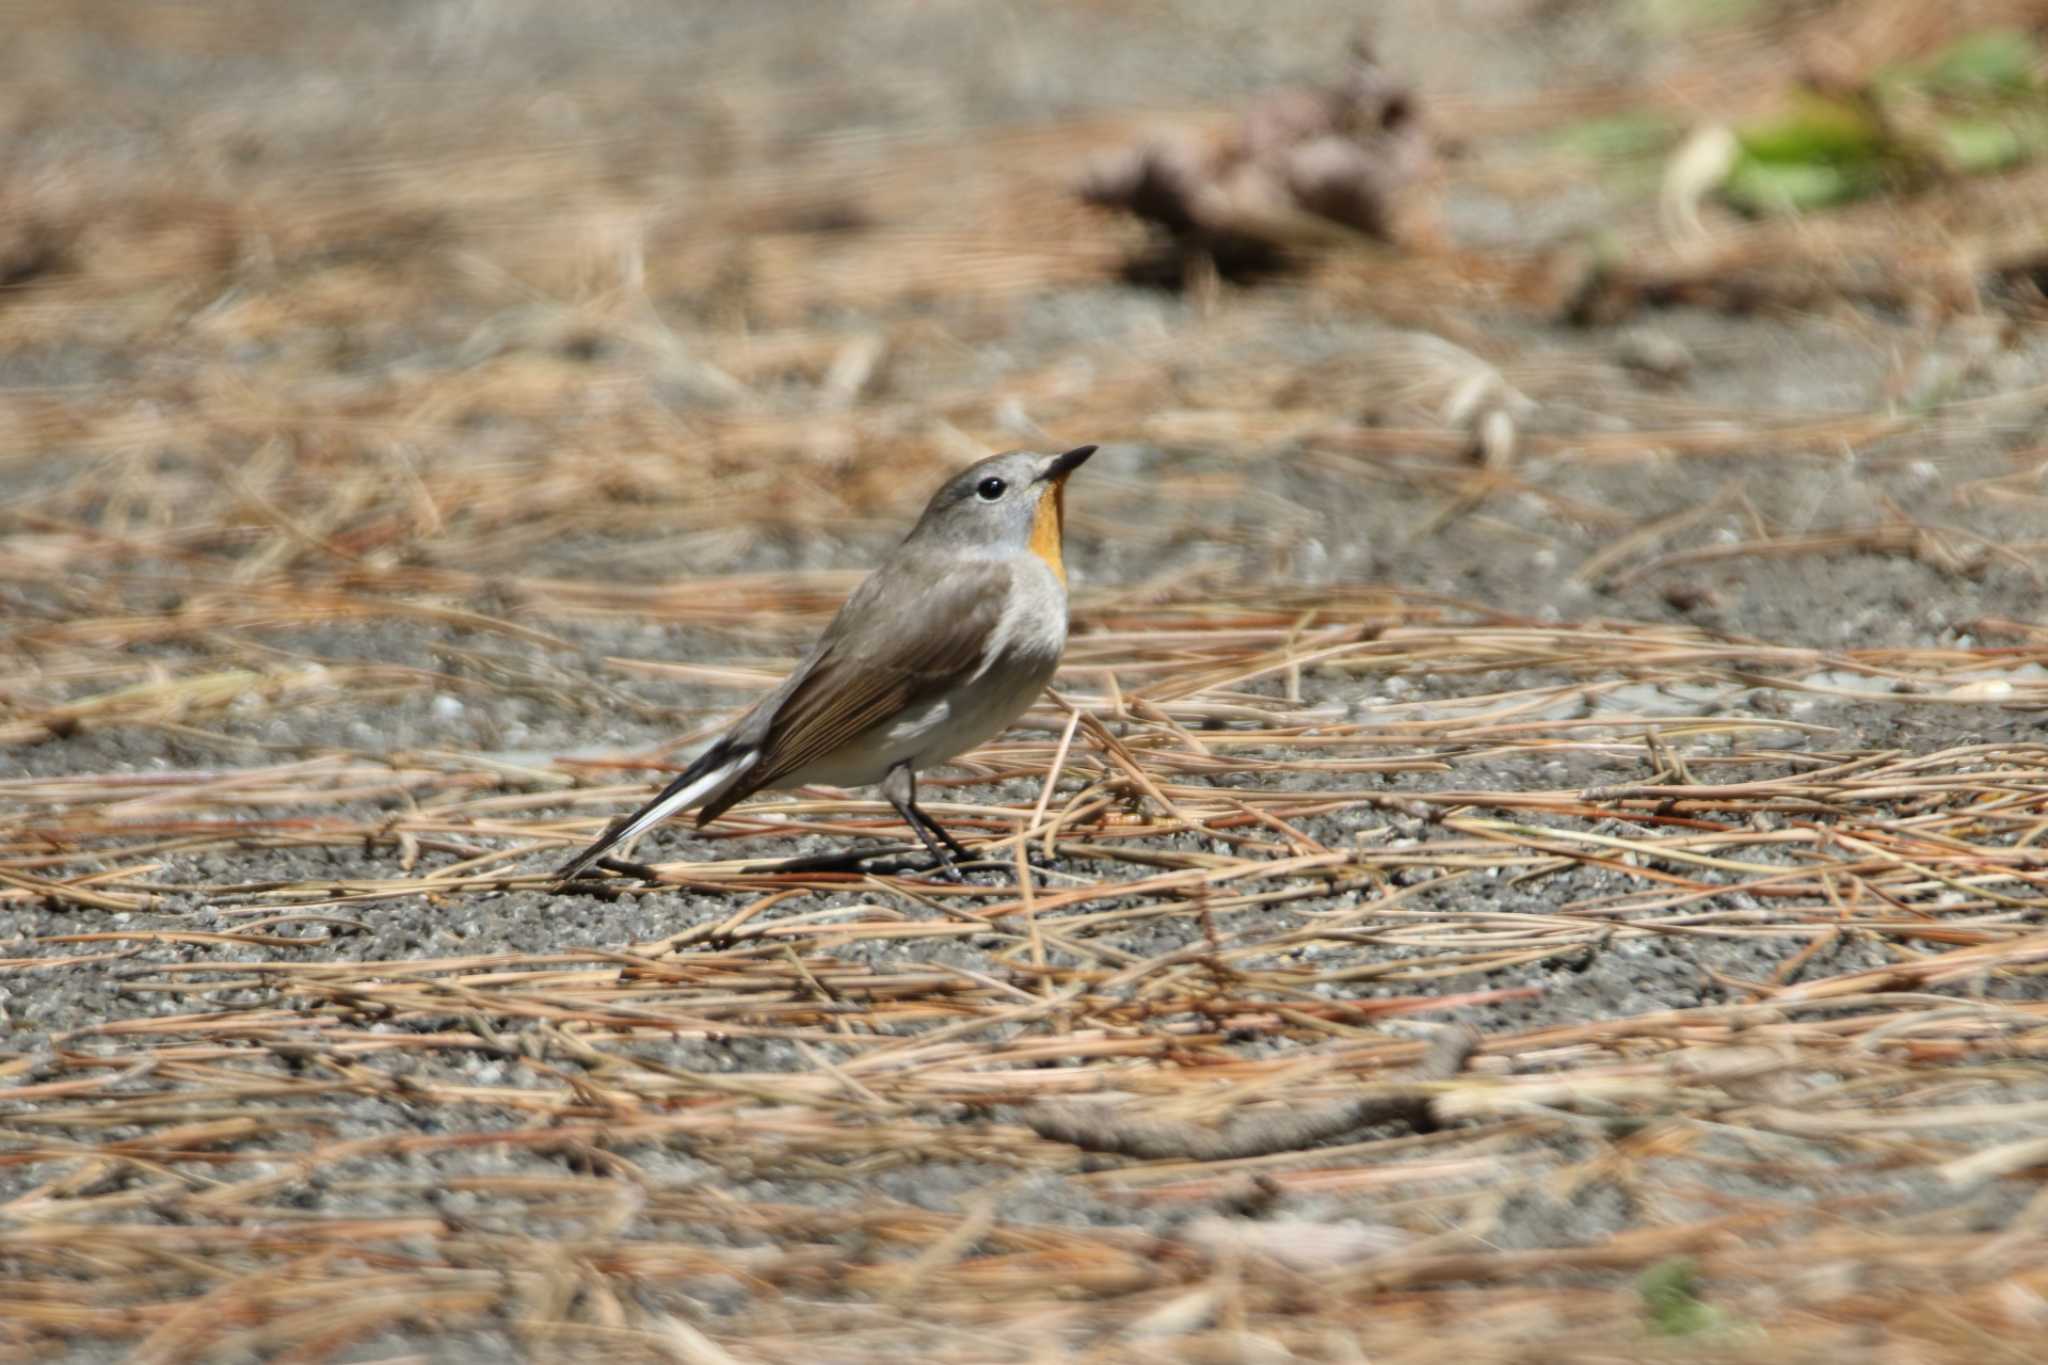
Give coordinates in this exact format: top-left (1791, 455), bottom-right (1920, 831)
top-left (882, 763), bottom-right (970, 881)
top-left (909, 801), bottom-right (975, 863)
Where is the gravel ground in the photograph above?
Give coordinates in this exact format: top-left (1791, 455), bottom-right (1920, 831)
top-left (7, 2), bottom-right (2048, 1361)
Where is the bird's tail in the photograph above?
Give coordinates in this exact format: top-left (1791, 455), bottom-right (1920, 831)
top-left (555, 746), bottom-right (758, 879)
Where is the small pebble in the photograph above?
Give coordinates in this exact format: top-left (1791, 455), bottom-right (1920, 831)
top-left (1615, 328), bottom-right (1694, 382)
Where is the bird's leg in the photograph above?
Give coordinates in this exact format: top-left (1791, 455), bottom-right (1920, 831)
top-left (911, 802), bottom-right (976, 864)
top-left (882, 763), bottom-right (971, 881)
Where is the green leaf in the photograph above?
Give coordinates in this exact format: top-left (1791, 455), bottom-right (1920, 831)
top-left (1639, 1258), bottom-right (1728, 1337)
top-left (1720, 156), bottom-right (1872, 213)
top-left (1548, 111), bottom-right (1683, 160)
top-left (1736, 93), bottom-right (1883, 164)
top-left (1634, 0), bottom-right (1764, 35)
top-left (1922, 27), bottom-right (2039, 95)
top-left (1936, 116), bottom-right (2029, 172)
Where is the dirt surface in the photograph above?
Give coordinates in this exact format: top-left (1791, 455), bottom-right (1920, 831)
top-left (8, 1), bottom-right (2048, 1361)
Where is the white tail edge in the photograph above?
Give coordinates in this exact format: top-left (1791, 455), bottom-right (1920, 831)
top-left (555, 750), bottom-right (757, 878)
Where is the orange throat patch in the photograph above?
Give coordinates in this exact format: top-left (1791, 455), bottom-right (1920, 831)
top-left (1029, 480), bottom-right (1067, 585)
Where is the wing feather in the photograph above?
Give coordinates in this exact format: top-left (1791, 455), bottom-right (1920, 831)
top-left (694, 554), bottom-right (1011, 821)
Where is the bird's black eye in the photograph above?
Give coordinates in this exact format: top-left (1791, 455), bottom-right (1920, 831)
top-left (975, 477), bottom-right (1006, 501)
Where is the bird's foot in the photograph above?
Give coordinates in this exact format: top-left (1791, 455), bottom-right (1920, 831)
top-left (739, 842), bottom-right (1054, 887)
top-left (747, 842), bottom-right (925, 877)
top-left (921, 848), bottom-right (1062, 887)
top-left (554, 855), bottom-right (665, 896)
top-left (589, 855), bottom-right (664, 881)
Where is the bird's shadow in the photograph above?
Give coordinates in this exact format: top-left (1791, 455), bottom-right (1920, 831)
top-left (553, 844), bottom-right (1050, 893)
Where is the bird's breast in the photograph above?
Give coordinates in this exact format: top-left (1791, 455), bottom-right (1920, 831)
top-left (980, 557), bottom-right (1069, 676)
top-left (867, 560), bottom-right (1066, 774)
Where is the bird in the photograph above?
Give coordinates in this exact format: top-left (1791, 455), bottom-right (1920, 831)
top-left (556, 444), bottom-right (1098, 882)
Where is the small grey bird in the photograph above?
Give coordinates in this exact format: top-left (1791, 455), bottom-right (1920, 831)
top-left (556, 445), bottom-right (1096, 881)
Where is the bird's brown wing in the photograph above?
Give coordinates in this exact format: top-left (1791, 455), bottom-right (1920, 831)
top-left (695, 554), bottom-right (1013, 822)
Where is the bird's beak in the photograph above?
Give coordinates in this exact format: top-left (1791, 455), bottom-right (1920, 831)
top-left (1040, 445), bottom-right (1097, 484)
